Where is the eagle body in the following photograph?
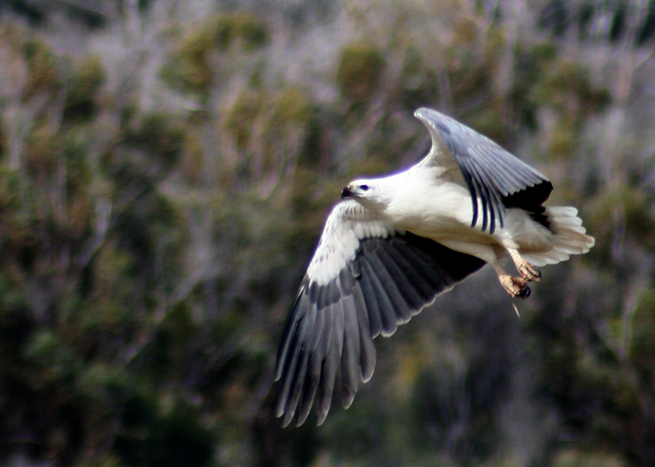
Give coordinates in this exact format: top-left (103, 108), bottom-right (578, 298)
top-left (274, 107), bottom-right (594, 427)
top-left (362, 168), bottom-right (559, 265)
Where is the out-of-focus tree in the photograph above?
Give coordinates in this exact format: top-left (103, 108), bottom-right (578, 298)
top-left (0, 0), bottom-right (655, 466)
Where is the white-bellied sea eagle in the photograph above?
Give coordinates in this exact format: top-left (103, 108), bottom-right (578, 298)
top-left (274, 107), bottom-right (594, 427)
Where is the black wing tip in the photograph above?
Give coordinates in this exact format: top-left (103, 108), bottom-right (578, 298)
top-left (502, 179), bottom-right (553, 210)
top-left (501, 179), bottom-right (553, 229)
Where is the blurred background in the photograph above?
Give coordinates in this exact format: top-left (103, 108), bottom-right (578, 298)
top-left (0, 0), bottom-right (654, 466)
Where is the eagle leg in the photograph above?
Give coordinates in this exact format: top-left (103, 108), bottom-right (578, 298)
top-left (507, 248), bottom-right (541, 283)
top-left (493, 262), bottom-right (531, 299)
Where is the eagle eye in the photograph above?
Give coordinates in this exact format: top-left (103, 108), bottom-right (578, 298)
top-left (360, 184), bottom-right (369, 191)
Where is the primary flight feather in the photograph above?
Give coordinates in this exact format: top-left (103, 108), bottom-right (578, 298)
top-left (274, 107), bottom-right (594, 427)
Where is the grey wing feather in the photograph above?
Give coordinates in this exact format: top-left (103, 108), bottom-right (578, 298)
top-left (274, 223), bottom-right (486, 427)
top-left (414, 107), bottom-right (553, 233)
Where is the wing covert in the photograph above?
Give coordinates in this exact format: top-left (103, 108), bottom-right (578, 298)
top-left (414, 107), bottom-right (553, 233)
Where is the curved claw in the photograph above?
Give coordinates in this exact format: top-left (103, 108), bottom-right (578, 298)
top-left (516, 284), bottom-right (531, 299)
top-left (499, 275), bottom-right (531, 299)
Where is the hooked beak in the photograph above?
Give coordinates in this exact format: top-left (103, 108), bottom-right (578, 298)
top-left (341, 185), bottom-right (352, 199)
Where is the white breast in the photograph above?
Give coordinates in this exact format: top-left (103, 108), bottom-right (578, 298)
top-left (387, 177), bottom-right (476, 236)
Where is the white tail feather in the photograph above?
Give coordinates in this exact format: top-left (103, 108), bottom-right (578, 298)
top-left (522, 207), bottom-right (595, 267)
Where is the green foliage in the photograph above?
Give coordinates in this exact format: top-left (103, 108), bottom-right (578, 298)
top-left (225, 89), bottom-right (265, 150)
top-left (128, 113), bottom-right (186, 167)
top-left (630, 288), bottom-right (655, 385)
top-left (586, 184), bottom-right (655, 264)
top-left (161, 13), bottom-right (268, 95)
top-left (446, 32), bottom-right (497, 106)
top-left (22, 37), bottom-right (60, 99)
top-left (176, 131), bottom-right (205, 185)
top-left (0, 122), bottom-right (5, 160)
top-left (514, 42), bottom-right (610, 145)
top-left (24, 330), bottom-right (79, 383)
top-left (553, 449), bottom-right (627, 467)
top-left (24, 124), bottom-right (62, 176)
top-left (336, 44), bottom-right (385, 103)
top-left (411, 365), bottom-right (499, 464)
top-left (113, 396), bottom-right (214, 467)
top-left (161, 27), bottom-right (216, 95)
top-left (64, 55), bottom-right (105, 122)
top-left (396, 48), bottom-right (439, 109)
top-left (270, 86), bottom-right (312, 125)
top-left (0, 24), bottom-right (59, 100)
top-left (529, 60), bottom-right (610, 119)
top-left (75, 239), bottom-right (139, 334)
top-left (215, 12), bottom-right (269, 51)
top-left (265, 86), bottom-right (315, 169)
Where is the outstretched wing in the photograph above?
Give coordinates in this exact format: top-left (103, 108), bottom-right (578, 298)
top-left (414, 108), bottom-right (553, 234)
top-left (274, 200), bottom-right (486, 427)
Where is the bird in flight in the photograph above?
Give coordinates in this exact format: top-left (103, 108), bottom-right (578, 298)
top-left (274, 107), bottom-right (594, 427)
